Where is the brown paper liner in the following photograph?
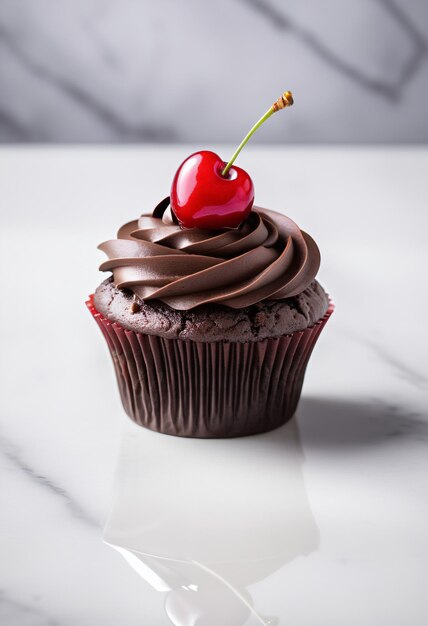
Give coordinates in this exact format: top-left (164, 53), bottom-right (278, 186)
top-left (86, 296), bottom-right (334, 438)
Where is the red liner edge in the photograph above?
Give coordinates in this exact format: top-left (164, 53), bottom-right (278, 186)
top-left (86, 296), bottom-right (334, 438)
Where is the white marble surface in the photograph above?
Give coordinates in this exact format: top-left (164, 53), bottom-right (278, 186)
top-left (0, 146), bottom-right (427, 625)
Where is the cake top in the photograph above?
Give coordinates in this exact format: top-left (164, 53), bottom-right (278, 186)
top-left (98, 197), bottom-right (320, 310)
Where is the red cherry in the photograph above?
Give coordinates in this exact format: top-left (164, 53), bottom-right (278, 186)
top-left (170, 151), bottom-right (254, 230)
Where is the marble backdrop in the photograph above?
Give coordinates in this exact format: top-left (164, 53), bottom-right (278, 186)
top-left (0, 0), bottom-right (427, 143)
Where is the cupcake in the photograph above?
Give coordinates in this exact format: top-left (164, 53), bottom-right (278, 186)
top-left (87, 92), bottom-right (333, 437)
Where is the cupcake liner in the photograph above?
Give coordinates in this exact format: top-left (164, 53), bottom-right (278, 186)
top-left (87, 296), bottom-right (334, 438)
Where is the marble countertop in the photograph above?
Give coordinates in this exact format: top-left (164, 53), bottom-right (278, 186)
top-left (1, 146), bottom-right (427, 625)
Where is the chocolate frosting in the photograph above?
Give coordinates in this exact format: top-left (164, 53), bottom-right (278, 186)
top-left (98, 197), bottom-right (321, 310)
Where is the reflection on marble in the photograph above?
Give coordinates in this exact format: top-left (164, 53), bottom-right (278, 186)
top-left (103, 393), bottom-right (428, 626)
top-left (0, 0), bottom-right (427, 143)
top-left (105, 420), bottom-right (317, 626)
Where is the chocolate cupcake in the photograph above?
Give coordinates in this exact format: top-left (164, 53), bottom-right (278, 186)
top-left (88, 91), bottom-right (333, 437)
top-left (88, 197), bottom-right (332, 437)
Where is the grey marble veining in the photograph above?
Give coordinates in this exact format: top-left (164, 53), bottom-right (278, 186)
top-left (0, 590), bottom-right (60, 626)
top-left (340, 328), bottom-right (428, 390)
top-left (358, 336), bottom-right (428, 389)
top-left (0, 435), bottom-right (98, 528)
top-left (242, 0), bottom-right (427, 98)
top-left (0, 0), bottom-right (427, 143)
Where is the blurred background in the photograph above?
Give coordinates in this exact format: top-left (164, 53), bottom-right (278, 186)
top-left (0, 0), bottom-right (427, 144)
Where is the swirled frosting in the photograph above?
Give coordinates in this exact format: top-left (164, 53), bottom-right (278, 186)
top-left (98, 197), bottom-right (321, 310)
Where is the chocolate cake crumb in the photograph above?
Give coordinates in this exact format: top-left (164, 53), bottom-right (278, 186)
top-left (94, 278), bottom-right (329, 343)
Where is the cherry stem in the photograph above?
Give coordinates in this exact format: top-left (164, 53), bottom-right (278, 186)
top-left (221, 91), bottom-right (294, 178)
top-left (221, 109), bottom-right (273, 177)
